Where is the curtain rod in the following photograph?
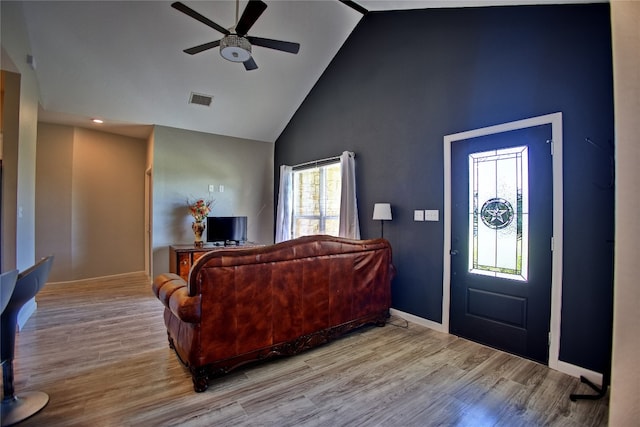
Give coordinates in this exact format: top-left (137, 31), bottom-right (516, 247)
top-left (292, 152), bottom-right (355, 170)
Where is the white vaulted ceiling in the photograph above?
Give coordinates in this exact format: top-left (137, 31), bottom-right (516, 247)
top-left (14, 0), bottom-right (598, 142)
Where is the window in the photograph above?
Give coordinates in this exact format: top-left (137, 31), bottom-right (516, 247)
top-left (292, 161), bottom-right (341, 239)
top-left (276, 151), bottom-right (359, 243)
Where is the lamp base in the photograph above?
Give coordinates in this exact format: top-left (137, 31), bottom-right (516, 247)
top-left (1, 391), bottom-right (49, 426)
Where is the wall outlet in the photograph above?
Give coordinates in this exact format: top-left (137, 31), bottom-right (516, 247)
top-left (208, 184), bottom-right (215, 193)
top-left (414, 210), bottom-right (425, 221)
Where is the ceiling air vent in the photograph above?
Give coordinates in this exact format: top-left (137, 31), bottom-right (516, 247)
top-left (189, 92), bottom-right (213, 107)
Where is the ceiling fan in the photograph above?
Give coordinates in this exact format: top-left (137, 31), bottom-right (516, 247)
top-left (172, 0), bottom-right (300, 71)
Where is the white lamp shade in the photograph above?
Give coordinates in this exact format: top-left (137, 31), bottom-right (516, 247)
top-left (372, 203), bottom-right (392, 221)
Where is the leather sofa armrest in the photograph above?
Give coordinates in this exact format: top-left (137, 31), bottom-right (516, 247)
top-left (152, 273), bottom-right (201, 324)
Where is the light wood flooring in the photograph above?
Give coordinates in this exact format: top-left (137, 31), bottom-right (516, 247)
top-left (4, 273), bottom-right (608, 426)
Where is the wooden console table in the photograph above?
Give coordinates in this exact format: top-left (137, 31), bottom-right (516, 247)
top-left (169, 243), bottom-right (260, 281)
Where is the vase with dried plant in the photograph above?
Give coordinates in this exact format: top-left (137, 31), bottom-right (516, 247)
top-left (187, 198), bottom-right (212, 247)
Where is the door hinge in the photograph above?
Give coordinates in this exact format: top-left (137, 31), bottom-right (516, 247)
top-left (551, 236), bottom-right (554, 251)
top-left (548, 332), bottom-right (551, 347)
top-left (547, 139), bottom-right (554, 155)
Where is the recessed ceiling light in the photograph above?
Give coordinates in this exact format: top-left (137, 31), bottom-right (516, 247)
top-left (92, 118), bottom-right (104, 124)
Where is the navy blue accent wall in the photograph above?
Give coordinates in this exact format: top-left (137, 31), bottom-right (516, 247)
top-left (275, 4), bottom-right (614, 373)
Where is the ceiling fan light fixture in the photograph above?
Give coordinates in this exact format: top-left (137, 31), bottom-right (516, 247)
top-left (220, 35), bottom-right (251, 63)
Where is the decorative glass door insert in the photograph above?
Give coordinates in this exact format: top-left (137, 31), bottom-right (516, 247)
top-left (468, 146), bottom-right (529, 281)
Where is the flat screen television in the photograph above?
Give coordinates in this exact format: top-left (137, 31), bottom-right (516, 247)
top-left (206, 216), bottom-right (247, 244)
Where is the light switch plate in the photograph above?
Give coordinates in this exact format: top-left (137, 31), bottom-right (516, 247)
top-left (425, 210), bottom-right (439, 221)
top-left (414, 210), bottom-right (425, 221)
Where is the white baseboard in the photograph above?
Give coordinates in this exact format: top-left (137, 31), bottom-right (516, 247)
top-left (390, 308), bottom-right (447, 333)
top-left (389, 308), bottom-right (603, 386)
top-left (555, 360), bottom-right (604, 387)
top-left (17, 298), bottom-right (37, 331)
top-left (47, 270), bottom-right (149, 286)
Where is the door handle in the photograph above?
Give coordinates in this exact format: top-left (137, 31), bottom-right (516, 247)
top-left (450, 249), bottom-right (459, 256)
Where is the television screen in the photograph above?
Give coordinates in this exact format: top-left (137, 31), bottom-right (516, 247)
top-left (206, 216), bottom-right (247, 244)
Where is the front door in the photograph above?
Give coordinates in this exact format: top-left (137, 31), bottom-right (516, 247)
top-left (450, 123), bottom-right (553, 364)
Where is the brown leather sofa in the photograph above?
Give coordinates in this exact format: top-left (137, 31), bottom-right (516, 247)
top-left (152, 235), bottom-right (394, 392)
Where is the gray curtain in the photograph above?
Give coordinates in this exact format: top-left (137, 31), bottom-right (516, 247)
top-left (275, 165), bottom-right (293, 243)
top-left (338, 151), bottom-right (360, 239)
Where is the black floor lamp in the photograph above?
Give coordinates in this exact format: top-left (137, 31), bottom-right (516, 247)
top-left (372, 203), bottom-right (392, 238)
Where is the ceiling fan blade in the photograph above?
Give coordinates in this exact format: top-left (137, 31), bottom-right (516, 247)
top-left (243, 57), bottom-right (258, 71)
top-left (338, 0), bottom-right (368, 15)
top-left (247, 37), bottom-right (300, 54)
top-left (171, 2), bottom-right (230, 36)
top-left (184, 40), bottom-right (221, 55)
top-left (235, 0), bottom-right (267, 37)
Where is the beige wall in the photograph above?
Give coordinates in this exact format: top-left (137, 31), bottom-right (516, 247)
top-left (34, 119), bottom-right (274, 282)
top-left (609, 1), bottom-right (640, 424)
top-left (151, 125), bottom-right (274, 277)
top-left (35, 123), bottom-right (73, 280)
top-left (36, 123), bottom-right (147, 281)
top-left (35, 121), bottom-right (273, 282)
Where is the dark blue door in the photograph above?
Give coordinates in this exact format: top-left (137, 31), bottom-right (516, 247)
top-left (450, 124), bottom-right (553, 364)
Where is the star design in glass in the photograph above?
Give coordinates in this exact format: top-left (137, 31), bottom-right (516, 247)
top-left (480, 198), bottom-right (514, 230)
